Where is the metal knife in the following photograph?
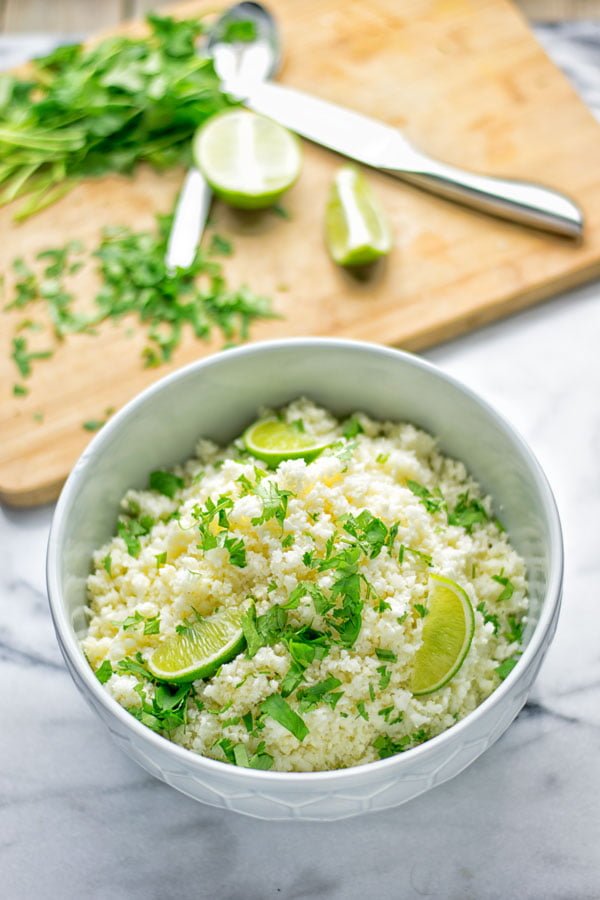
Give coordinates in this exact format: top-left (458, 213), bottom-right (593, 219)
top-left (237, 80), bottom-right (583, 238)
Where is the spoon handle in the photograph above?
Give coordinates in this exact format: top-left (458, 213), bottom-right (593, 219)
top-left (165, 168), bottom-right (213, 272)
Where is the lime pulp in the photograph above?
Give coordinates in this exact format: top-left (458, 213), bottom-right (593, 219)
top-left (148, 607), bottom-right (245, 684)
top-left (325, 165), bottom-right (392, 267)
top-left (410, 574), bottom-right (475, 696)
top-left (193, 109), bottom-right (302, 210)
top-left (243, 417), bottom-right (333, 466)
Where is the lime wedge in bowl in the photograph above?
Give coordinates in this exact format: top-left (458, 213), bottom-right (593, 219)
top-left (148, 607), bottom-right (245, 684)
top-left (325, 165), bottom-right (392, 267)
top-left (193, 109), bottom-right (302, 210)
top-left (244, 417), bottom-right (333, 466)
top-left (410, 574), bottom-right (475, 696)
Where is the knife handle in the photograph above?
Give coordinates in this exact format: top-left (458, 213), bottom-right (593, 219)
top-left (165, 168), bottom-right (213, 272)
top-left (386, 156), bottom-right (583, 239)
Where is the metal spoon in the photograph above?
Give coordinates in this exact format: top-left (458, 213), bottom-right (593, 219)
top-left (165, 2), bottom-right (281, 272)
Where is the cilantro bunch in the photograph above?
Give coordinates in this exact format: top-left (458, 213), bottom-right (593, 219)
top-left (0, 15), bottom-right (233, 220)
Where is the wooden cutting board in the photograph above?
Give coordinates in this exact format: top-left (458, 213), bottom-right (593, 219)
top-left (2, 0), bottom-right (600, 507)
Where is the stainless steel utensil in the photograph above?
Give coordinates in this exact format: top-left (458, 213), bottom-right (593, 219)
top-left (165, 2), bottom-right (281, 271)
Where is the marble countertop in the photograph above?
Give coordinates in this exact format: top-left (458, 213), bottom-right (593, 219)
top-left (2, 24), bottom-right (600, 900)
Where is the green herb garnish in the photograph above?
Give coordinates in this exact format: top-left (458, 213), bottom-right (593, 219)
top-left (260, 694), bottom-right (308, 742)
top-left (95, 660), bottom-right (113, 684)
top-left (406, 480), bottom-right (446, 515)
top-left (149, 469), bottom-right (184, 498)
top-left (447, 492), bottom-right (489, 532)
top-left (492, 573), bottom-right (515, 602)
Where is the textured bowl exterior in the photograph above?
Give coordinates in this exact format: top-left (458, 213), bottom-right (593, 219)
top-left (47, 340), bottom-right (563, 821)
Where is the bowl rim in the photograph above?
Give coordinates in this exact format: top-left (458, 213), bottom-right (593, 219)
top-left (46, 337), bottom-right (564, 783)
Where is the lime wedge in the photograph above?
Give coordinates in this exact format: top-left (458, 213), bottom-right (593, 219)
top-left (243, 417), bottom-right (333, 466)
top-left (410, 574), bottom-right (475, 696)
top-left (325, 165), bottom-right (392, 267)
top-left (193, 109), bottom-right (302, 210)
top-left (148, 607), bottom-right (245, 684)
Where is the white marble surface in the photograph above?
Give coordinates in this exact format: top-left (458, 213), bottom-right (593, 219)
top-left (2, 24), bottom-right (600, 900)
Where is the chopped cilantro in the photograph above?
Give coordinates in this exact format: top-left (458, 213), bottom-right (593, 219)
top-left (102, 554), bottom-right (112, 575)
top-left (377, 598), bottom-right (392, 613)
top-left (496, 657), bottom-right (519, 680)
top-left (155, 551), bottom-right (167, 569)
top-left (260, 694), bottom-right (308, 741)
top-left (251, 480), bottom-right (292, 528)
top-left (447, 492), bottom-right (489, 532)
top-left (342, 416), bottom-right (364, 439)
top-left (356, 701), bottom-right (369, 721)
top-left (82, 419), bottom-right (105, 432)
top-left (297, 677), bottom-right (343, 712)
top-left (149, 469), bottom-right (184, 498)
top-left (505, 614), bottom-right (524, 644)
top-left (375, 648), bottom-right (397, 662)
top-left (208, 233), bottom-right (233, 256)
top-left (281, 533), bottom-right (295, 549)
top-left (373, 730), bottom-right (428, 759)
top-left (492, 573), bottom-right (515, 601)
top-left (342, 510), bottom-right (388, 559)
top-left (271, 202), bottom-right (290, 220)
top-left (377, 665), bottom-right (391, 690)
top-left (476, 602), bottom-right (500, 634)
top-left (376, 453), bottom-right (389, 464)
top-left (223, 535), bottom-right (247, 568)
top-left (406, 480), bottom-right (446, 515)
top-left (117, 514), bottom-right (154, 557)
top-left (414, 604), bottom-right (429, 618)
top-left (11, 336), bottom-right (53, 378)
top-left (95, 660), bottom-right (113, 684)
top-left (12, 383), bottom-right (28, 396)
top-left (119, 611), bottom-right (160, 635)
top-left (242, 712), bottom-right (254, 733)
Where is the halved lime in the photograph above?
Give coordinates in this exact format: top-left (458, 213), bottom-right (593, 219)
top-left (193, 109), bottom-right (302, 210)
top-left (243, 417), bottom-right (333, 466)
top-left (410, 574), bottom-right (475, 696)
top-left (325, 165), bottom-right (392, 267)
top-left (148, 607), bottom-right (245, 684)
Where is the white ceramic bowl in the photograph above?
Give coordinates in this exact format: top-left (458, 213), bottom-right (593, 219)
top-left (47, 339), bottom-right (563, 821)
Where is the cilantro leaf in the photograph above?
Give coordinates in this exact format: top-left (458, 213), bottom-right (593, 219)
top-left (447, 492), bottom-right (489, 532)
top-left (296, 677), bottom-right (343, 712)
top-left (342, 416), bottom-right (363, 439)
top-left (149, 469), bottom-right (184, 498)
top-left (251, 480), bottom-right (292, 528)
top-left (260, 694), bottom-right (309, 741)
top-left (342, 510), bottom-right (388, 559)
top-left (95, 660), bottom-right (113, 684)
top-left (496, 657), bottom-right (519, 680)
top-left (117, 514), bottom-right (155, 557)
top-left (492, 574), bottom-right (515, 602)
top-left (406, 480), bottom-right (446, 515)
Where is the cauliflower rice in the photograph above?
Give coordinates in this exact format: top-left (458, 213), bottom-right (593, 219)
top-left (82, 399), bottom-right (528, 772)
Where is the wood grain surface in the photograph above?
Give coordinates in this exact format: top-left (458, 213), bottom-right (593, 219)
top-left (2, 0), bottom-right (600, 30)
top-left (2, 0), bottom-right (600, 506)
